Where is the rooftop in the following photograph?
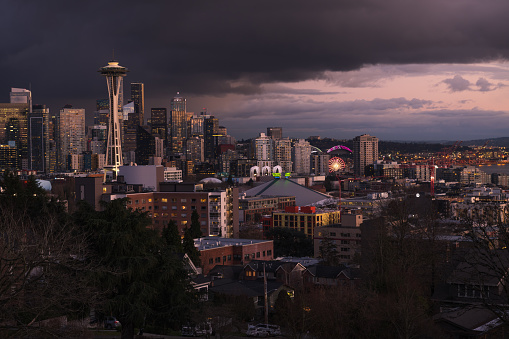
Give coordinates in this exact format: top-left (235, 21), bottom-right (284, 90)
top-left (194, 237), bottom-right (272, 251)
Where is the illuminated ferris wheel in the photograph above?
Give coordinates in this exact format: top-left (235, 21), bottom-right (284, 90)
top-left (329, 157), bottom-right (346, 173)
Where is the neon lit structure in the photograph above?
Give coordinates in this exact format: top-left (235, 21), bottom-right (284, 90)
top-left (327, 145), bottom-right (353, 154)
top-left (329, 157), bottom-right (346, 173)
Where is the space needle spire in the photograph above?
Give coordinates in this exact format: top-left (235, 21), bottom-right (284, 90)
top-left (99, 59), bottom-right (128, 181)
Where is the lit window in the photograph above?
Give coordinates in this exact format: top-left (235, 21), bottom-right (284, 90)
top-left (201, 199), bottom-right (207, 203)
top-left (103, 187), bottom-right (107, 193)
top-left (182, 206), bottom-right (187, 210)
top-left (148, 198), bottom-right (152, 202)
top-left (181, 221), bottom-right (188, 225)
top-left (162, 198), bottom-right (168, 203)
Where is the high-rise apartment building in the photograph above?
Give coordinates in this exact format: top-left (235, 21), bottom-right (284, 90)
top-left (292, 139), bottom-right (312, 175)
top-left (56, 106), bottom-right (86, 171)
top-left (311, 153), bottom-right (331, 175)
top-left (169, 93), bottom-right (187, 153)
top-left (267, 127), bottom-right (282, 140)
top-left (275, 138), bottom-right (293, 173)
top-left (130, 82), bottom-right (144, 126)
top-left (353, 134), bottom-right (379, 176)
top-left (254, 132), bottom-right (275, 170)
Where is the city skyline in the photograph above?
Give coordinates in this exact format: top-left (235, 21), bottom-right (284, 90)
top-left (3, 1), bottom-right (509, 141)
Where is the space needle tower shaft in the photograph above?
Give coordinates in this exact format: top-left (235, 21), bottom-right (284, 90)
top-left (99, 60), bottom-right (128, 181)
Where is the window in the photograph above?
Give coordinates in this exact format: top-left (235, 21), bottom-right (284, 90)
top-left (192, 199), bottom-right (197, 203)
top-left (341, 240), bottom-right (350, 244)
top-left (162, 198), bottom-right (168, 203)
top-left (201, 198), bottom-right (207, 203)
top-left (181, 213), bottom-right (187, 218)
top-left (267, 250), bottom-right (272, 256)
top-left (181, 221), bottom-right (187, 225)
top-left (256, 252), bottom-right (260, 258)
top-left (263, 251), bottom-right (266, 257)
top-left (182, 205), bottom-right (187, 210)
top-left (154, 206), bottom-right (158, 210)
top-left (172, 206), bottom-right (177, 210)
top-left (330, 232), bottom-right (336, 236)
top-left (341, 247), bottom-right (349, 252)
top-left (201, 221), bottom-right (206, 226)
top-left (172, 198), bottom-right (177, 203)
top-left (201, 213), bottom-right (207, 218)
top-left (209, 258), bottom-right (213, 264)
top-left (181, 198), bottom-right (187, 203)
top-left (191, 206), bottom-right (196, 210)
top-left (142, 199), bottom-right (146, 203)
top-left (201, 206), bottom-right (207, 210)
top-left (148, 198), bottom-right (152, 202)
top-left (162, 206), bottom-right (167, 210)
top-left (215, 257), bottom-right (220, 263)
top-left (171, 213), bottom-right (177, 217)
top-left (223, 256), bottom-right (226, 262)
top-left (244, 254), bottom-right (250, 260)
top-left (148, 206), bottom-right (152, 210)
top-left (135, 200), bottom-right (139, 204)
top-left (227, 255), bottom-right (231, 261)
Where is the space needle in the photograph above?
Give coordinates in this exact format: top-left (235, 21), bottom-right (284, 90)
top-left (99, 60), bottom-right (128, 181)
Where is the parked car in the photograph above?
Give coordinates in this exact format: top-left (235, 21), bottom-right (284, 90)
top-left (104, 316), bottom-right (120, 329)
top-left (182, 321), bottom-right (213, 337)
top-left (247, 323), bottom-right (281, 337)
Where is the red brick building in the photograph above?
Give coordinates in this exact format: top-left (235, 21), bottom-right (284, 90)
top-left (195, 237), bottom-right (274, 274)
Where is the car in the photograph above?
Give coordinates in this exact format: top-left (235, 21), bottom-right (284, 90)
top-left (247, 323), bottom-right (281, 337)
top-left (182, 321), bottom-right (213, 337)
top-left (104, 316), bottom-right (120, 329)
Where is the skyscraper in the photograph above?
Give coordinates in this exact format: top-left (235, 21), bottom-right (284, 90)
top-left (151, 108), bottom-right (167, 142)
top-left (56, 106), bottom-right (86, 171)
top-left (28, 105), bottom-right (51, 173)
top-left (130, 82), bottom-right (144, 126)
top-left (203, 116), bottom-right (219, 160)
top-left (169, 92), bottom-right (187, 153)
top-left (0, 103), bottom-right (29, 170)
top-left (353, 134), bottom-right (379, 176)
top-left (267, 127), bottom-right (282, 140)
top-left (10, 88), bottom-right (32, 112)
top-left (99, 60), bottom-right (128, 180)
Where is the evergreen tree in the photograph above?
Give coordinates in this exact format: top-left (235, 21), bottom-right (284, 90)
top-left (162, 220), bottom-right (183, 252)
top-left (189, 210), bottom-right (203, 239)
top-left (183, 226), bottom-right (201, 267)
top-left (267, 227), bottom-right (314, 257)
top-left (79, 199), bottom-right (194, 339)
top-left (319, 234), bottom-right (340, 266)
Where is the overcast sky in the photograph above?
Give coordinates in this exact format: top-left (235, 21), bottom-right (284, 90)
top-left (3, 0), bottom-right (509, 141)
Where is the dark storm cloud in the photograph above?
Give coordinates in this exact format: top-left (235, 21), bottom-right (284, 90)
top-left (2, 0), bottom-right (509, 112)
